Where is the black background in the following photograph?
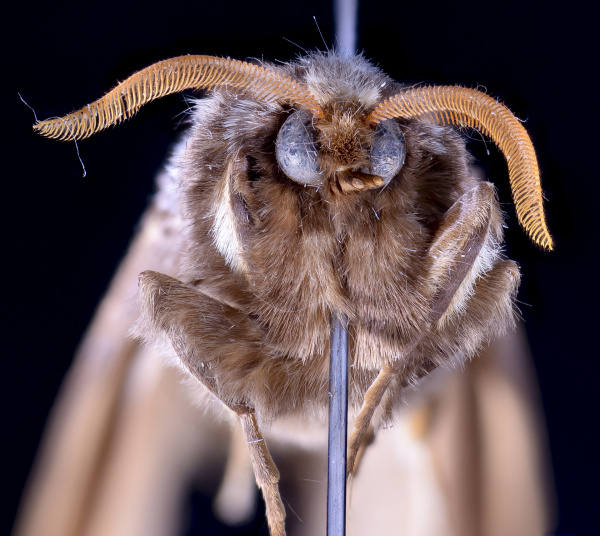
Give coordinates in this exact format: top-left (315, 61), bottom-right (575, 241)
top-left (2, 1), bottom-right (598, 535)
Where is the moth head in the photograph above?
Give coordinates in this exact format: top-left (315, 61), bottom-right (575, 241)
top-left (275, 108), bottom-right (406, 191)
top-left (32, 52), bottom-right (552, 250)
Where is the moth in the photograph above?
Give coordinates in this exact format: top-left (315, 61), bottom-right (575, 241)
top-left (25, 51), bottom-right (552, 535)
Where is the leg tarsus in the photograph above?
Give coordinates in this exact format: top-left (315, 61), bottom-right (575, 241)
top-left (238, 411), bottom-right (286, 536)
top-left (351, 424), bottom-right (375, 477)
top-left (347, 365), bottom-right (395, 477)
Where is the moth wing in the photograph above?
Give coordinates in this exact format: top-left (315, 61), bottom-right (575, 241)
top-left (432, 322), bottom-right (554, 536)
top-left (349, 324), bottom-right (554, 535)
top-left (12, 157), bottom-right (238, 536)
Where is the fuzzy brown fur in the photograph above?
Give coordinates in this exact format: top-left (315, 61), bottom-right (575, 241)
top-left (129, 52), bottom-right (522, 534)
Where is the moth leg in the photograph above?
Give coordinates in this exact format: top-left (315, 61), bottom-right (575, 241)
top-left (350, 424), bottom-right (375, 477)
top-left (347, 364), bottom-right (395, 476)
top-left (427, 182), bottom-right (500, 324)
top-left (348, 182), bottom-right (502, 477)
top-left (347, 339), bottom-right (430, 477)
top-left (136, 270), bottom-right (261, 401)
top-left (235, 409), bottom-right (286, 536)
top-left (137, 271), bottom-right (286, 536)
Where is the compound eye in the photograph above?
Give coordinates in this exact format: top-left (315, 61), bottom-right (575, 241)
top-left (276, 110), bottom-right (324, 186)
top-left (369, 119), bottom-right (406, 186)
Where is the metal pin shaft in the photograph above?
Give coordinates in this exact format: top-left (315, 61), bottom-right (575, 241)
top-left (334, 0), bottom-right (359, 55)
top-left (327, 315), bottom-right (349, 536)
top-left (328, 2), bottom-right (357, 534)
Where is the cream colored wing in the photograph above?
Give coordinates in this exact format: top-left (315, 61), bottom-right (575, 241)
top-left (348, 324), bottom-right (555, 536)
top-left (13, 152), bottom-right (234, 536)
